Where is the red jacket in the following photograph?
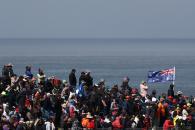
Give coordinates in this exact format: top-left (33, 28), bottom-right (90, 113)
top-left (86, 119), bottom-right (95, 129)
top-left (163, 119), bottom-right (174, 130)
top-left (112, 116), bottom-right (123, 128)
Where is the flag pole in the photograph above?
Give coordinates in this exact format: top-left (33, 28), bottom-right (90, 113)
top-left (173, 66), bottom-right (175, 85)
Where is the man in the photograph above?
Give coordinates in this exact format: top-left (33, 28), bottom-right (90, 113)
top-left (168, 84), bottom-right (174, 97)
top-left (69, 69), bottom-right (77, 88)
top-left (79, 71), bottom-right (85, 85)
top-left (85, 71), bottom-right (93, 87)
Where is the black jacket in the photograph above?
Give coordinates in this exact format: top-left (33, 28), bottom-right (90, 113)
top-left (168, 89), bottom-right (174, 97)
top-left (69, 72), bottom-right (77, 86)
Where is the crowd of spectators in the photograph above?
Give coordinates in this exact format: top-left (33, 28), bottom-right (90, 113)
top-left (0, 63), bottom-right (195, 130)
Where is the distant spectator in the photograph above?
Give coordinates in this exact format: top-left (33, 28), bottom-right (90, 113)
top-left (168, 84), bottom-right (174, 97)
top-left (25, 66), bottom-right (33, 79)
top-left (69, 69), bottom-right (77, 88)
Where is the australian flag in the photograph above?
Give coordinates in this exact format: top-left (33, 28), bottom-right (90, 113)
top-left (148, 67), bottom-right (175, 83)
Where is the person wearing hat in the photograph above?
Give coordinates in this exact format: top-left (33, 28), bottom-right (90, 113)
top-left (98, 78), bottom-right (105, 88)
top-left (62, 80), bottom-right (68, 86)
top-left (177, 91), bottom-right (183, 96)
top-left (86, 112), bottom-right (95, 129)
top-left (81, 112), bottom-right (95, 129)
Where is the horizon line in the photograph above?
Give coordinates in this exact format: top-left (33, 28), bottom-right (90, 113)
top-left (0, 37), bottom-right (195, 40)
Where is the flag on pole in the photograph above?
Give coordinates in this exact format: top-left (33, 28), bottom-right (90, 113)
top-left (148, 67), bottom-right (175, 83)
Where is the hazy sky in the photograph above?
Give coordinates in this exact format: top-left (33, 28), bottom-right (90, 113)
top-left (0, 0), bottom-right (195, 38)
top-left (0, 39), bottom-right (194, 56)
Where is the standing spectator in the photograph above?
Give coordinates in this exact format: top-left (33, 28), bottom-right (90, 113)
top-left (85, 71), bottom-right (93, 87)
top-left (140, 81), bottom-right (148, 98)
top-left (79, 72), bottom-right (85, 85)
top-left (2, 63), bottom-right (14, 86)
top-left (37, 68), bottom-right (46, 85)
top-left (69, 69), bottom-right (77, 88)
top-left (120, 76), bottom-right (131, 92)
top-left (168, 84), bottom-right (174, 97)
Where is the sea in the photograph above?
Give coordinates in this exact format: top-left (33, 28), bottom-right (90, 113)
top-left (0, 38), bottom-right (195, 96)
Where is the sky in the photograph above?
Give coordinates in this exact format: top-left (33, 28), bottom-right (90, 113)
top-left (0, 0), bottom-right (195, 39)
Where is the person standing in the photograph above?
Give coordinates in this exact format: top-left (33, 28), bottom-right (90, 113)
top-left (79, 71), bottom-right (85, 85)
top-left (2, 63), bottom-right (14, 86)
top-left (167, 84), bottom-right (174, 97)
top-left (120, 76), bottom-right (131, 92)
top-left (37, 68), bottom-right (46, 86)
top-left (69, 69), bottom-right (77, 88)
top-left (85, 71), bottom-right (93, 87)
top-left (140, 81), bottom-right (148, 98)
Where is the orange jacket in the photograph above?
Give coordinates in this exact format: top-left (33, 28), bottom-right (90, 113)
top-left (157, 102), bottom-right (166, 119)
top-left (81, 118), bottom-right (89, 128)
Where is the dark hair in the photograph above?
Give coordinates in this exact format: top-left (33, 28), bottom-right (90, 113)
top-left (152, 89), bottom-right (156, 96)
top-left (72, 69), bottom-right (76, 72)
top-left (170, 84), bottom-right (174, 89)
top-left (38, 68), bottom-right (44, 75)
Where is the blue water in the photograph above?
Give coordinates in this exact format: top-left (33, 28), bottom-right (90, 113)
top-left (0, 39), bottom-right (195, 95)
top-left (0, 56), bottom-right (195, 96)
